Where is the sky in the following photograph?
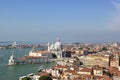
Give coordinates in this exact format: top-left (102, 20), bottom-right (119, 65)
top-left (0, 0), bottom-right (120, 43)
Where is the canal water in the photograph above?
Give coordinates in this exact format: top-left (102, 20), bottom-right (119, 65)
top-left (0, 48), bottom-right (55, 80)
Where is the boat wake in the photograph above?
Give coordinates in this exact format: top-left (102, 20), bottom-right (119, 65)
top-left (34, 65), bottom-right (44, 70)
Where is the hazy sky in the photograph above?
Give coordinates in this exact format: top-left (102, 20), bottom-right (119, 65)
top-left (0, 0), bottom-right (120, 43)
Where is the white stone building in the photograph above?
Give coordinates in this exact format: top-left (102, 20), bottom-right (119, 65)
top-left (48, 38), bottom-right (63, 59)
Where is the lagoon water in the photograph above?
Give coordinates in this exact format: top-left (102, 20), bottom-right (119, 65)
top-left (0, 48), bottom-right (55, 80)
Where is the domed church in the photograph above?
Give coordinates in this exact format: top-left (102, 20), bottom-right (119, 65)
top-left (48, 38), bottom-right (63, 59)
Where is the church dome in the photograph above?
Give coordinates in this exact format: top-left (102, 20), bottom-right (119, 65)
top-left (54, 38), bottom-right (62, 50)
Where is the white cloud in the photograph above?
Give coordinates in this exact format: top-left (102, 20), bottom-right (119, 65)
top-left (106, 0), bottom-right (120, 32)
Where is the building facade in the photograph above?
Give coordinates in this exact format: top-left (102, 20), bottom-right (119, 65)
top-left (84, 55), bottom-right (110, 67)
top-left (48, 38), bottom-right (63, 59)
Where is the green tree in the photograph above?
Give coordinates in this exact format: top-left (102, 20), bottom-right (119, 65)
top-left (102, 47), bottom-right (108, 51)
top-left (39, 75), bottom-right (53, 80)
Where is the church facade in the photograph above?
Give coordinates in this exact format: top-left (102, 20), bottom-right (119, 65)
top-left (48, 38), bottom-right (63, 59)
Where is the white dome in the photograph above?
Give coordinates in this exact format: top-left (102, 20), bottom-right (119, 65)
top-left (54, 41), bottom-right (62, 50)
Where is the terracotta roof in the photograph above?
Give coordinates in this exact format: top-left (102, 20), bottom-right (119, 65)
top-left (54, 65), bottom-right (68, 69)
top-left (73, 75), bottom-right (112, 80)
top-left (109, 67), bottom-right (120, 77)
top-left (79, 68), bottom-right (92, 72)
top-left (93, 68), bottom-right (103, 71)
top-left (93, 75), bottom-right (112, 80)
top-left (73, 74), bottom-right (92, 80)
top-left (64, 70), bottom-right (77, 75)
top-left (17, 56), bottom-right (46, 60)
top-left (25, 56), bottom-right (46, 58)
